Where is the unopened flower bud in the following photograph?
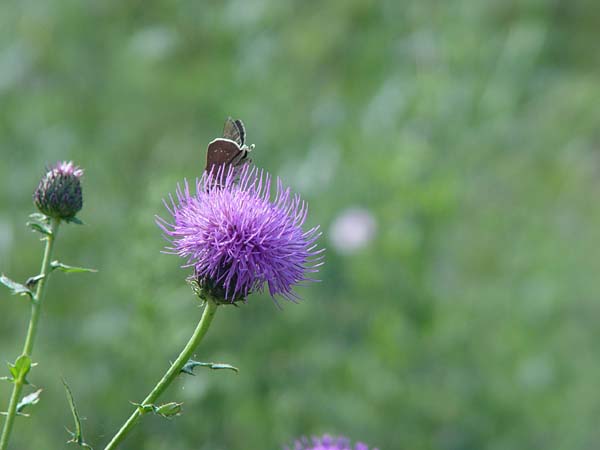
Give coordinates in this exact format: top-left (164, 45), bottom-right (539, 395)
top-left (33, 161), bottom-right (83, 220)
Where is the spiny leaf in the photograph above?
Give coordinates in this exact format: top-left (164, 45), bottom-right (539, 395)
top-left (8, 355), bottom-right (31, 383)
top-left (181, 359), bottom-right (239, 375)
top-left (16, 389), bottom-right (42, 414)
top-left (0, 274), bottom-right (33, 300)
top-left (51, 261), bottom-right (97, 274)
top-left (62, 378), bottom-right (93, 449)
top-left (26, 213), bottom-right (52, 236)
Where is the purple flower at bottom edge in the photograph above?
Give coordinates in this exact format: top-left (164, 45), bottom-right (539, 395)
top-left (156, 165), bottom-right (323, 303)
top-left (286, 434), bottom-right (378, 450)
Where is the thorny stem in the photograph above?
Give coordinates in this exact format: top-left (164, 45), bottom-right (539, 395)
top-left (0, 217), bottom-right (60, 450)
top-left (103, 299), bottom-right (219, 450)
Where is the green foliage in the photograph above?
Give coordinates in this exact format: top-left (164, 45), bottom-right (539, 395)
top-left (1, 1), bottom-right (600, 449)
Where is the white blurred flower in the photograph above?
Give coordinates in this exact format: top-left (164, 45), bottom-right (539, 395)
top-left (329, 207), bottom-right (377, 254)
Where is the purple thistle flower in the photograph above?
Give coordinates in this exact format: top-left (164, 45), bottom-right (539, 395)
top-left (286, 434), bottom-right (378, 450)
top-left (33, 161), bottom-right (84, 220)
top-left (156, 165), bottom-right (323, 303)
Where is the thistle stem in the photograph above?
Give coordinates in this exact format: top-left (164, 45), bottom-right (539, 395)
top-left (103, 299), bottom-right (218, 450)
top-left (0, 218), bottom-right (60, 450)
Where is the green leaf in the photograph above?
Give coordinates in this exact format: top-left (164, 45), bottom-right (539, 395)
top-left (154, 402), bottom-right (183, 418)
top-left (181, 359), bottom-right (239, 375)
top-left (50, 261), bottom-right (97, 274)
top-left (0, 274), bottom-right (33, 300)
top-left (130, 401), bottom-right (155, 415)
top-left (16, 389), bottom-right (42, 415)
top-left (65, 216), bottom-right (84, 225)
top-left (208, 363), bottom-right (239, 371)
top-left (8, 355), bottom-right (31, 383)
top-left (131, 401), bottom-right (183, 418)
top-left (63, 378), bottom-right (93, 449)
top-left (26, 213), bottom-right (52, 236)
top-left (0, 411), bottom-right (29, 417)
top-left (25, 274), bottom-right (45, 289)
top-left (29, 213), bottom-right (48, 222)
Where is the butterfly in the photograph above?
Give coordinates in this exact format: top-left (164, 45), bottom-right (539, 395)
top-left (205, 117), bottom-right (254, 173)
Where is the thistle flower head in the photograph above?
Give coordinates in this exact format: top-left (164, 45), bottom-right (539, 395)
top-left (156, 165), bottom-right (323, 303)
top-left (286, 435), bottom-right (378, 450)
top-left (33, 161), bottom-right (84, 220)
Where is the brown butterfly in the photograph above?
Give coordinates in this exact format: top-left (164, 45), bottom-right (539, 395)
top-left (205, 117), bottom-right (254, 173)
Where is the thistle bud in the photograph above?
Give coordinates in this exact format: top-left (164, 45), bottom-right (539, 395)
top-left (33, 161), bottom-right (83, 220)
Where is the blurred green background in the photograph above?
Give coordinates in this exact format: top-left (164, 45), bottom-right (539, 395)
top-left (2, 1), bottom-right (600, 449)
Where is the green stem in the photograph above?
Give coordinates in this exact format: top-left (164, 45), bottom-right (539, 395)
top-left (0, 218), bottom-right (60, 450)
top-left (103, 299), bottom-right (218, 450)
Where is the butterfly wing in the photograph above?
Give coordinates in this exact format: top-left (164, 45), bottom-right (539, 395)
top-left (222, 117), bottom-right (245, 147)
top-left (233, 119), bottom-right (246, 146)
top-left (205, 138), bottom-right (246, 173)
